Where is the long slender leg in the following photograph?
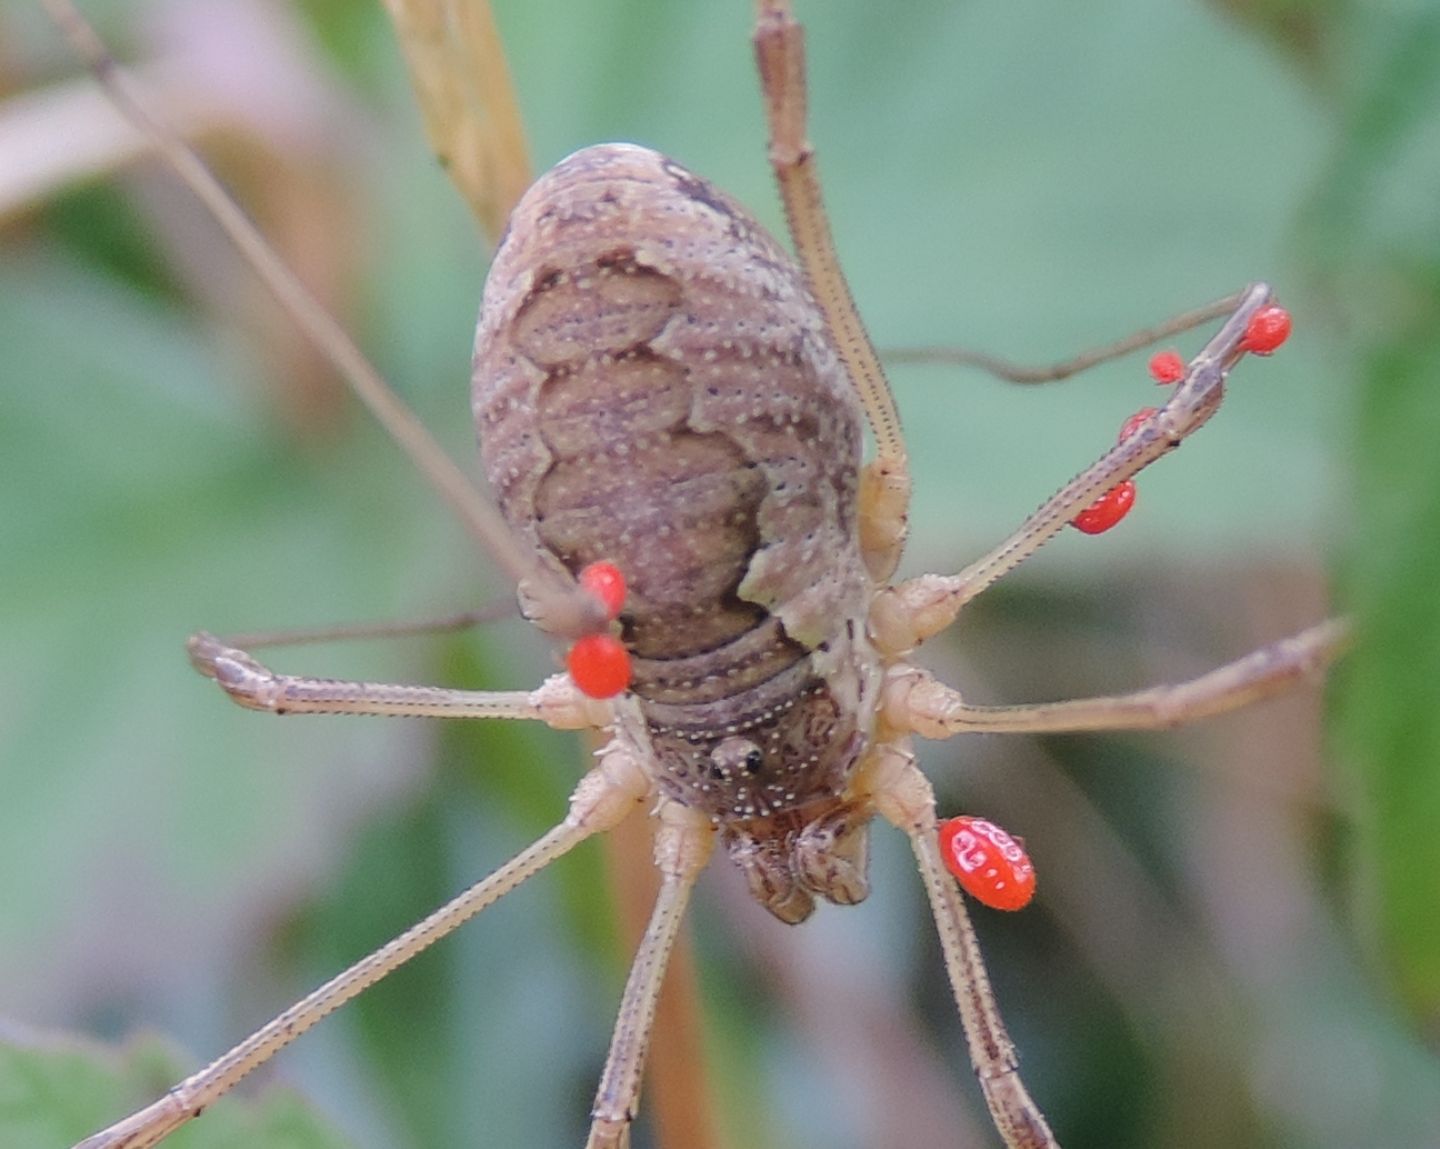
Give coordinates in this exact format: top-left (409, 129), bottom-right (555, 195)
top-left (44, 0), bottom-right (592, 639)
top-left (215, 602), bottom-right (516, 652)
top-left (187, 632), bottom-right (610, 729)
top-left (587, 804), bottom-right (715, 1149)
top-left (888, 619), bottom-right (1349, 738)
top-left (865, 749), bottom-right (1057, 1149)
top-left (886, 292), bottom-right (1241, 383)
top-left (870, 284), bottom-right (1280, 653)
top-left (752, 0), bottom-right (911, 580)
top-left (73, 748), bottom-right (654, 1149)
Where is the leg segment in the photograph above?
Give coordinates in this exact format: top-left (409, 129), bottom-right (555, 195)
top-left (586, 804), bottom-right (715, 1149)
top-left (866, 749), bottom-right (1058, 1149)
top-left (753, 0), bottom-right (910, 580)
top-left (870, 284), bottom-right (1280, 653)
top-left (887, 619), bottom-right (1348, 738)
top-left (886, 292), bottom-right (1241, 383)
top-left (187, 632), bottom-right (611, 729)
top-left (73, 747), bottom-right (653, 1149)
top-left (211, 603), bottom-right (516, 651)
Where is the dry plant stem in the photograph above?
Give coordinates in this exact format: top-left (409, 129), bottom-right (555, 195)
top-left (893, 618), bottom-right (1350, 737)
top-left (74, 754), bottom-right (650, 1149)
top-left (381, 0), bottom-right (532, 239)
top-left (587, 808), bottom-right (714, 1149)
top-left (886, 293), bottom-right (1242, 383)
top-left (871, 753), bottom-right (1057, 1149)
top-left (41, 0), bottom-right (590, 639)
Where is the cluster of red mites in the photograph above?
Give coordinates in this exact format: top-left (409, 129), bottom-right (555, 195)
top-left (566, 313), bottom-right (1294, 891)
top-left (1069, 304), bottom-right (1291, 536)
top-left (949, 305), bottom-right (1295, 902)
top-left (565, 562), bottom-right (632, 698)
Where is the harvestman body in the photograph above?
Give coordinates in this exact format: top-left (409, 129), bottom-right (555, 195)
top-left (476, 143), bottom-right (880, 922)
top-left (55, 1), bottom-right (1347, 1147)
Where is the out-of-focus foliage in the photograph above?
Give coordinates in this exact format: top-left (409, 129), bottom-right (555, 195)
top-left (0, 1024), bottom-right (352, 1149)
top-left (1288, 1), bottom-right (1440, 1029)
top-left (0, 2), bottom-right (1436, 1148)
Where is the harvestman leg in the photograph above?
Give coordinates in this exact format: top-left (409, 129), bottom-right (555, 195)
top-left (862, 747), bottom-right (1058, 1149)
top-left (585, 805), bottom-right (715, 1149)
top-left (886, 292), bottom-right (1243, 384)
top-left (871, 283), bottom-right (1282, 648)
top-left (74, 733), bottom-right (653, 1149)
top-left (42, 0), bottom-right (600, 642)
top-left (186, 631), bottom-right (612, 727)
top-left (888, 618), bottom-right (1349, 738)
top-left (753, 0), bottom-right (912, 581)
top-left (753, 4), bottom-right (1063, 1147)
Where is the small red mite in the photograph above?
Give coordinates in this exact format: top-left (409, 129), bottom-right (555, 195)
top-left (566, 633), bottom-right (632, 699)
top-left (1239, 304), bottom-right (1292, 356)
top-left (1118, 406), bottom-right (1159, 441)
top-left (1148, 349), bottom-right (1185, 384)
top-left (578, 561), bottom-right (627, 620)
top-left (938, 816), bottom-right (1036, 911)
top-left (1071, 479), bottom-right (1137, 535)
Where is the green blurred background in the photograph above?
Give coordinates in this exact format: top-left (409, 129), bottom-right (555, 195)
top-left (1, 1), bottom-right (1438, 1147)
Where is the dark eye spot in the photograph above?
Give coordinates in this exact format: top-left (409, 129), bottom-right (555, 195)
top-left (744, 749), bottom-right (764, 774)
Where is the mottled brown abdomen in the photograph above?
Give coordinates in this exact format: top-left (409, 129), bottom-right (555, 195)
top-left (472, 144), bottom-right (876, 833)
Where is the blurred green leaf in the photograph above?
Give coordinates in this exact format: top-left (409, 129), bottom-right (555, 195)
top-left (1304, 7), bottom-right (1440, 1026)
top-left (0, 1026), bottom-right (351, 1149)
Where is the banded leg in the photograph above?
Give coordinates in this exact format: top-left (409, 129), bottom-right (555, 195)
top-left (753, 0), bottom-right (911, 580)
top-left (870, 283), bottom-right (1285, 653)
top-left (186, 632), bottom-right (610, 728)
top-left (587, 805), bottom-right (715, 1149)
top-left (888, 619), bottom-right (1350, 738)
top-left (866, 749), bottom-right (1057, 1149)
top-left (73, 747), bottom-right (653, 1149)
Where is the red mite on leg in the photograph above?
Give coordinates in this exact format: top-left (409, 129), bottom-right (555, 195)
top-left (1070, 305), bottom-right (1291, 537)
top-left (1239, 304), bottom-right (1291, 355)
top-left (1148, 349), bottom-right (1185, 384)
top-left (1071, 407), bottom-right (1149, 534)
top-left (578, 561), bottom-right (627, 620)
top-left (938, 816), bottom-right (1037, 912)
top-left (1070, 479), bottom-right (1137, 535)
top-left (565, 562), bottom-right (633, 699)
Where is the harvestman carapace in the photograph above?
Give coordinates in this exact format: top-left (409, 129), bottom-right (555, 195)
top-left (49, 1), bottom-right (1347, 1146)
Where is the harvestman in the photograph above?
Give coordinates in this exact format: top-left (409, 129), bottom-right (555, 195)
top-left (51, 1), bottom-right (1347, 1147)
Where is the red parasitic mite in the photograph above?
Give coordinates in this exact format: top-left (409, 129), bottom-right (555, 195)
top-left (1148, 349), bottom-right (1186, 384)
top-left (938, 816), bottom-right (1037, 912)
top-left (566, 633), bottom-right (633, 699)
top-left (1070, 479), bottom-right (1138, 535)
top-left (1118, 406), bottom-right (1160, 441)
top-left (578, 561), bottom-right (628, 620)
top-left (1239, 304), bottom-right (1292, 356)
